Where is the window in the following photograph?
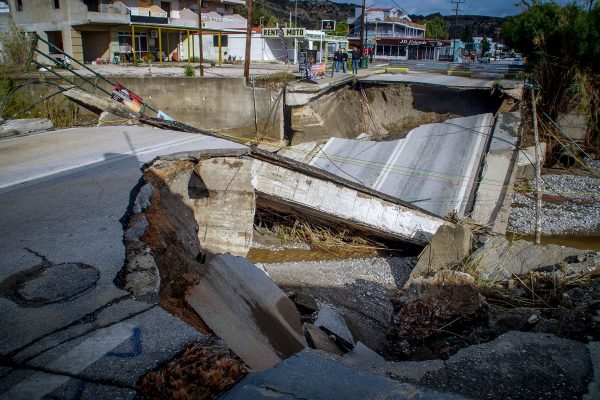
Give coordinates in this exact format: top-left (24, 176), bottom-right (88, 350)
top-left (160, 1), bottom-right (170, 14)
top-left (51, 0), bottom-right (59, 9)
top-left (213, 35), bottom-right (228, 47)
top-left (16, 0), bottom-right (23, 11)
top-left (46, 31), bottom-right (64, 54)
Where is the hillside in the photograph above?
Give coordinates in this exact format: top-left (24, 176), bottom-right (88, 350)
top-left (255, 0), bottom-right (505, 37)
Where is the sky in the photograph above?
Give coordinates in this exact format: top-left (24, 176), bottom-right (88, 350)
top-left (332, 0), bottom-right (593, 17)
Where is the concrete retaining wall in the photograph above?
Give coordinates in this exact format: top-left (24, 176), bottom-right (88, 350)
top-left (16, 76), bottom-right (284, 142)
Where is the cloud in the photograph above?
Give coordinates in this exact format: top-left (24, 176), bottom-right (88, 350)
top-left (333, 0), bottom-right (589, 17)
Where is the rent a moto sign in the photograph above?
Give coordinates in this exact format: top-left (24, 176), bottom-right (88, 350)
top-left (262, 28), bottom-right (305, 37)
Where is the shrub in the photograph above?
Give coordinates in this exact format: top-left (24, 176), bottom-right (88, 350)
top-left (184, 64), bottom-right (195, 77)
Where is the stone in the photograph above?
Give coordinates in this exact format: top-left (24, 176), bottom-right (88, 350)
top-left (132, 182), bottom-right (154, 214)
top-left (220, 349), bottom-right (468, 400)
top-left (0, 118), bottom-right (53, 138)
top-left (342, 341), bottom-right (385, 367)
top-left (15, 263), bottom-right (99, 305)
top-left (185, 254), bottom-right (307, 371)
top-left (405, 224), bottom-right (472, 286)
top-left (584, 341), bottom-right (600, 400)
top-left (470, 236), bottom-right (589, 282)
top-left (290, 291), bottom-right (318, 314)
top-left (443, 331), bottom-right (592, 400)
top-left (304, 323), bottom-right (344, 356)
top-left (315, 305), bottom-right (355, 350)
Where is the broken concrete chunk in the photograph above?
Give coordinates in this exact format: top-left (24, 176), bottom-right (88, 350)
top-left (185, 254), bottom-right (307, 371)
top-left (405, 224), bottom-right (472, 286)
top-left (304, 323), bottom-right (344, 356)
top-left (0, 118), bottom-right (53, 138)
top-left (470, 236), bottom-right (589, 282)
top-left (193, 157), bottom-right (255, 257)
top-left (63, 88), bottom-right (138, 118)
top-left (289, 291), bottom-right (318, 314)
top-left (342, 341), bottom-right (385, 367)
top-left (315, 305), bottom-right (355, 350)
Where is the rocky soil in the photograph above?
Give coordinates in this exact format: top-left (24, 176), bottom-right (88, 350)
top-left (508, 173), bottom-right (600, 235)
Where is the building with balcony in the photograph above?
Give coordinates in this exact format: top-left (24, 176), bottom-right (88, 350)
top-left (0, 0), bottom-right (246, 64)
top-left (347, 7), bottom-right (450, 61)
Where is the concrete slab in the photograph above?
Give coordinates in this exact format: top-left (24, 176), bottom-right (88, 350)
top-left (361, 71), bottom-right (519, 90)
top-left (220, 349), bottom-right (468, 400)
top-left (25, 306), bottom-right (204, 387)
top-left (0, 126), bottom-right (243, 356)
top-left (342, 341), bottom-right (385, 367)
top-left (0, 368), bottom-right (136, 400)
top-left (186, 254), bottom-right (307, 371)
top-left (308, 114), bottom-right (494, 217)
top-left (315, 305), bottom-right (355, 350)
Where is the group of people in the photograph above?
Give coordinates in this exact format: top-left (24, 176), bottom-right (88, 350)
top-left (333, 47), bottom-right (365, 75)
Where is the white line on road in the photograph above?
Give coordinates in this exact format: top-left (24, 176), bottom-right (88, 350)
top-left (1, 322), bottom-right (135, 400)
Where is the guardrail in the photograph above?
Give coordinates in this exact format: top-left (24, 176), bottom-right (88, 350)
top-left (387, 60), bottom-right (525, 77)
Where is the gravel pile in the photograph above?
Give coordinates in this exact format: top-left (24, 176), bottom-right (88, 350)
top-left (508, 173), bottom-right (600, 234)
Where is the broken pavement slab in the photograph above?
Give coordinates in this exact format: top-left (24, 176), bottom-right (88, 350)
top-left (185, 254), bottom-right (307, 371)
top-left (315, 305), bottom-right (355, 350)
top-left (220, 349), bottom-right (469, 400)
top-left (342, 341), bottom-right (385, 367)
top-left (23, 306), bottom-right (205, 388)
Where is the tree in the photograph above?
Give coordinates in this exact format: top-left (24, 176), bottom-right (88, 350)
top-left (461, 24), bottom-right (473, 43)
top-left (481, 35), bottom-right (490, 56)
top-left (334, 21), bottom-right (349, 36)
top-left (233, 5), bottom-right (277, 27)
top-left (423, 16), bottom-right (448, 39)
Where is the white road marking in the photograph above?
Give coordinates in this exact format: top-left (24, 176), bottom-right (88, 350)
top-left (1, 322), bottom-right (135, 400)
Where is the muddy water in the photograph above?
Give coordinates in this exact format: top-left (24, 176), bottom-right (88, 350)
top-left (506, 232), bottom-right (600, 251)
top-left (246, 247), bottom-right (386, 263)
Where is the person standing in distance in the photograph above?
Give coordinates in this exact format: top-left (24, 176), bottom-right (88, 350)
top-left (341, 48), bottom-right (348, 73)
top-left (351, 46), bottom-right (360, 74)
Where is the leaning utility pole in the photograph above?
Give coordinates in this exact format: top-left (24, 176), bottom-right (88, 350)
top-left (197, 0), bottom-right (204, 76)
top-left (244, 0), bottom-right (254, 84)
top-left (450, 0), bottom-right (464, 62)
top-left (359, 0), bottom-right (366, 55)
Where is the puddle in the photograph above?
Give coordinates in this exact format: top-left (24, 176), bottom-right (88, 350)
top-left (246, 247), bottom-right (387, 263)
top-left (507, 232), bottom-right (600, 251)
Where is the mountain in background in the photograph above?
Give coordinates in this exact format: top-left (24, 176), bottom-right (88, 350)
top-left (257, 0), bottom-right (505, 37)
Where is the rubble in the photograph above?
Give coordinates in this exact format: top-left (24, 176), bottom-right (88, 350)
top-left (289, 291), bottom-right (319, 314)
top-left (185, 254), bottom-right (307, 371)
top-left (0, 118), bottom-right (53, 138)
top-left (388, 270), bottom-right (488, 358)
top-left (343, 341), bottom-right (385, 367)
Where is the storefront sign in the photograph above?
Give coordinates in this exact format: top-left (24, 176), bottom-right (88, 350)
top-left (262, 28), bottom-right (305, 38)
top-left (398, 39), bottom-right (446, 47)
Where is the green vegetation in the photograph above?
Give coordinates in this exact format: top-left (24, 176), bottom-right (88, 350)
top-left (0, 23), bottom-right (30, 69)
top-left (234, 4), bottom-right (278, 27)
top-left (183, 64), bottom-right (195, 77)
top-left (481, 36), bottom-right (491, 56)
top-left (501, 1), bottom-right (600, 149)
top-left (422, 16), bottom-right (449, 39)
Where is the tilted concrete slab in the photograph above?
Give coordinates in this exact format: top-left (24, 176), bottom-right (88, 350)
top-left (221, 349), bottom-right (468, 400)
top-left (360, 71), bottom-right (519, 90)
top-left (471, 112), bottom-right (521, 232)
top-left (185, 254), bottom-right (307, 371)
top-left (307, 114), bottom-right (494, 218)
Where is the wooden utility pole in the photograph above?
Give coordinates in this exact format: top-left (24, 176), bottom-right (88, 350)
top-left (359, 0), bottom-right (366, 55)
top-left (531, 88), bottom-right (542, 244)
top-left (197, 0), bottom-right (204, 76)
top-left (244, 0), bottom-right (253, 84)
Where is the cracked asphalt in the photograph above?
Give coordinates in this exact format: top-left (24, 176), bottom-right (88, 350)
top-left (0, 126), bottom-right (244, 399)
